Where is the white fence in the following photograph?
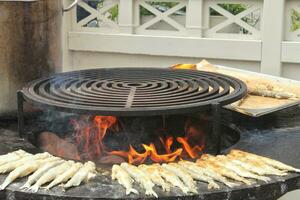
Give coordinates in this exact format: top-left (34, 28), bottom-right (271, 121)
top-left (63, 0), bottom-right (300, 80)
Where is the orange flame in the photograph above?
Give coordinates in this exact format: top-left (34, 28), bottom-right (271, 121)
top-left (70, 116), bottom-right (205, 165)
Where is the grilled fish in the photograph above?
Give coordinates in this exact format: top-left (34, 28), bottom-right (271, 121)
top-left (230, 150), bottom-right (300, 173)
top-left (178, 161), bottom-right (220, 189)
top-left (138, 164), bottom-right (170, 192)
top-left (208, 155), bottom-right (271, 182)
top-left (152, 163), bottom-right (189, 194)
top-left (181, 160), bottom-right (238, 188)
top-left (198, 156), bottom-right (253, 185)
top-left (0, 150), bottom-right (29, 166)
top-left (45, 162), bottom-right (83, 190)
top-left (21, 159), bottom-right (63, 189)
top-left (29, 161), bottom-right (73, 192)
top-left (0, 156), bottom-right (59, 190)
top-left (120, 163), bottom-right (157, 198)
top-left (163, 163), bottom-right (198, 194)
top-left (112, 165), bottom-right (139, 195)
top-left (63, 161), bottom-right (96, 190)
top-left (0, 152), bottom-right (51, 174)
top-left (227, 154), bottom-right (287, 176)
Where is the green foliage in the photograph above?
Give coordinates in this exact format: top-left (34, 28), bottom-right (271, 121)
top-left (97, 1), bottom-right (118, 21)
top-left (210, 4), bottom-right (247, 16)
top-left (291, 9), bottom-right (300, 32)
top-left (140, 2), bottom-right (180, 15)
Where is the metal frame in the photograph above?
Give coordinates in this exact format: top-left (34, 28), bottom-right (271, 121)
top-left (17, 68), bottom-right (246, 153)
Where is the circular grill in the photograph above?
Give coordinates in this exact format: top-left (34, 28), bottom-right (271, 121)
top-left (21, 68), bottom-right (247, 116)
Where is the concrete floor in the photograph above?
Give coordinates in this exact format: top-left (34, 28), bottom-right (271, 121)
top-left (279, 190), bottom-right (300, 200)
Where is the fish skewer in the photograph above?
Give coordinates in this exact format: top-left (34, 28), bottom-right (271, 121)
top-left (163, 163), bottom-right (198, 194)
top-left (120, 163), bottom-right (158, 198)
top-left (21, 159), bottom-right (63, 189)
top-left (112, 165), bottom-right (139, 195)
top-left (29, 161), bottom-right (74, 192)
top-left (152, 164), bottom-right (189, 194)
top-left (0, 152), bottom-right (51, 174)
top-left (227, 154), bottom-right (287, 176)
top-left (0, 157), bottom-right (60, 190)
top-left (217, 156), bottom-right (271, 182)
top-left (0, 150), bottom-right (31, 167)
top-left (0, 150), bottom-right (29, 165)
top-left (197, 158), bottom-right (253, 185)
top-left (209, 155), bottom-right (271, 183)
top-left (138, 164), bottom-right (170, 192)
top-left (230, 150), bottom-right (300, 173)
top-left (181, 161), bottom-right (238, 188)
top-left (63, 161), bottom-right (96, 190)
top-left (178, 161), bottom-right (220, 190)
top-left (45, 162), bottom-right (83, 190)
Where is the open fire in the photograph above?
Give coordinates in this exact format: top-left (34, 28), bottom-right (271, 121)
top-left (39, 115), bottom-right (206, 165)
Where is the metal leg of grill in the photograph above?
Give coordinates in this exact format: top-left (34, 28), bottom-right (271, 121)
top-left (17, 91), bottom-right (25, 138)
top-left (212, 103), bottom-right (221, 154)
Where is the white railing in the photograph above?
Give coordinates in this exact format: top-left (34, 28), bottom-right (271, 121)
top-left (63, 0), bottom-right (300, 80)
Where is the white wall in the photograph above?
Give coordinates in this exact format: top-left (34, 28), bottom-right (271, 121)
top-left (63, 0), bottom-right (300, 80)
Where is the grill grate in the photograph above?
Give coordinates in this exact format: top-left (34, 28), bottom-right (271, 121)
top-left (20, 68), bottom-right (247, 116)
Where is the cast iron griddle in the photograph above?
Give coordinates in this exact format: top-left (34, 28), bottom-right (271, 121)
top-left (20, 68), bottom-right (247, 116)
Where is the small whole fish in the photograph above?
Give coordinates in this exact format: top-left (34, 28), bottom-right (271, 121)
top-left (163, 163), bottom-right (198, 194)
top-left (0, 156), bottom-right (59, 190)
top-left (0, 152), bottom-right (51, 174)
top-left (197, 158), bottom-right (253, 185)
top-left (227, 154), bottom-right (287, 176)
top-left (210, 155), bottom-right (271, 183)
top-left (178, 161), bottom-right (220, 190)
top-left (0, 151), bottom-right (31, 167)
top-left (63, 161), bottom-right (96, 190)
top-left (138, 164), bottom-right (170, 192)
top-left (230, 150), bottom-right (300, 173)
top-left (45, 162), bottom-right (83, 190)
top-left (153, 164), bottom-right (189, 194)
top-left (120, 163), bottom-right (158, 198)
top-left (21, 159), bottom-right (63, 190)
top-left (29, 161), bottom-right (74, 192)
top-left (112, 165), bottom-right (139, 195)
top-left (195, 161), bottom-right (239, 188)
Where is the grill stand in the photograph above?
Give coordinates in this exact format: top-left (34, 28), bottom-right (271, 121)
top-left (17, 90), bottom-right (224, 155)
top-left (17, 91), bottom-right (25, 139)
top-left (212, 103), bottom-right (221, 154)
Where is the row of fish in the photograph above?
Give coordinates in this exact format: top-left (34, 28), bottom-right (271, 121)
top-left (0, 150), bottom-right (97, 192)
top-left (111, 149), bottom-right (300, 198)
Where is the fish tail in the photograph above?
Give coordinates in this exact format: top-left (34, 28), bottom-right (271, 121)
top-left (20, 183), bottom-right (30, 190)
top-left (181, 186), bottom-right (189, 194)
top-left (258, 176), bottom-right (271, 183)
top-left (126, 188), bottom-right (139, 195)
top-left (294, 169), bottom-right (300, 173)
top-left (208, 182), bottom-right (220, 190)
top-left (145, 189), bottom-right (158, 198)
top-left (29, 185), bottom-right (39, 193)
top-left (225, 181), bottom-right (238, 188)
top-left (0, 182), bottom-right (9, 190)
top-left (190, 188), bottom-right (198, 194)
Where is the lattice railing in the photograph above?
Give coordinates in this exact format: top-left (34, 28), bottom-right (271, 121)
top-left (72, 0), bottom-right (264, 39)
top-left (74, 0), bottom-right (120, 33)
top-left (203, 0), bottom-right (263, 39)
top-left (286, 0), bottom-right (300, 41)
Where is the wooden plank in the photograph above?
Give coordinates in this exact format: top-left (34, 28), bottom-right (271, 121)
top-left (282, 42), bottom-right (300, 63)
top-left (68, 32), bottom-right (262, 61)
